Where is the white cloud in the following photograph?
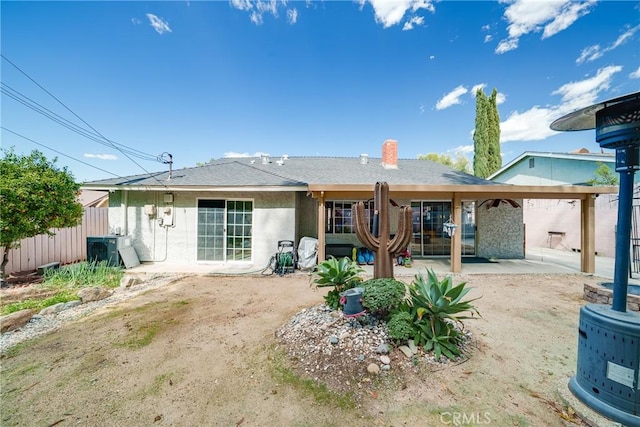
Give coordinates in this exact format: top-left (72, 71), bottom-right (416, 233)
top-left (429, 55), bottom-right (435, 60)
top-left (84, 153), bottom-right (118, 160)
top-left (576, 45), bottom-right (602, 65)
top-left (611, 25), bottom-right (640, 49)
top-left (230, 0), bottom-right (253, 11)
top-left (630, 66), bottom-right (640, 79)
top-left (131, 18), bottom-right (142, 25)
top-left (542, 0), bottom-right (594, 39)
top-left (360, 0), bottom-right (434, 29)
top-left (257, 0), bottom-right (278, 16)
top-left (500, 65), bottom-right (622, 142)
top-left (146, 13), bottom-right (172, 35)
top-left (577, 25), bottom-right (640, 64)
top-left (471, 83), bottom-right (487, 96)
top-left (230, 0), bottom-right (298, 25)
top-left (552, 65), bottom-right (622, 110)
top-left (250, 11), bottom-right (263, 25)
top-left (481, 24), bottom-right (493, 42)
top-left (402, 15), bottom-right (425, 31)
top-left (495, 38), bottom-right (519, 54)
top-left (287, 8), bottom-right (298, 24)
top-left (495, 92), bottom-right (506, 105)
top-left (436, 85), bottom-right (468, 110)
top-left (452, 144), bottom-right (474, 154)
top-left (224, 151), bottom-right (270, 158)
top-left (495, 0), bottom-right (596, 54)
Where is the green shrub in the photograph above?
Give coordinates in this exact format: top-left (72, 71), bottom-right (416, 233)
top-left (1, 261), bottom-right (123, 315)
top-left (42, 261), bottom-right (123, 289)
top-left (312, 256), bottom-right (364, 310)
top-left (407, 269), bottom-right (480, 360)
top-left (387, 311), bottom-right (415, 340)
top-left (2, 290), bottom-right (79, 315)
top-left (361, 278), bottom-right (406, 319)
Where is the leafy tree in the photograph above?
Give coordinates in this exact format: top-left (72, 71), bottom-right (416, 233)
top-left (587, 162), bottom-right (619, 186)
top-left (473, 88), bottom-right (502, 178)
top-left (196, 158), bottom-right (215, 167)
top-left (0, 149), bottom-right (83, 279)
top-left (418, 152), bottom-right (472, 174)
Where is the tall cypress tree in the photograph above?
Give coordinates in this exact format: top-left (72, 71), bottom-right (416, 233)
top-left (473, 89), bottom-right (489, 178)
top-left (486, 88), bottom-right (502, 175)
top-left (473, 87), bottom-right (501, 178)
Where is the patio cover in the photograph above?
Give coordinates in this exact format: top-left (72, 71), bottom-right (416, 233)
top-left (308, 183), bottom-right (618, 273)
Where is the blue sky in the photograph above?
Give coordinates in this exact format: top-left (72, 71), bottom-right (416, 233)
top-left (2, 0), bottom-right (639, 182)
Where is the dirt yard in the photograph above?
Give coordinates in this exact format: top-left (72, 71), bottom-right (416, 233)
top-left (1, 272), bottom-right (601, 426)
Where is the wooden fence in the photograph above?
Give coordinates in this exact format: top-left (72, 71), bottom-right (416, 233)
top-left (2, 207), bottom-right (108, 275)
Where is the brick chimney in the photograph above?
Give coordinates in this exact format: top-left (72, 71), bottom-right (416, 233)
top-left (381, 139), bottom-right (398, 169)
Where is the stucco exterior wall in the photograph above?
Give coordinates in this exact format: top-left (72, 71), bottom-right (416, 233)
top-left (492, 155), bottom-right (620, 258)
top-left (109, 190), bottom-right (298, 270)
top-left (476, 199), bottom-right (524, 259)
top-left (296, 193), bottom-right (318, 240)
top-left (522, 195), bottom-right (617, 257)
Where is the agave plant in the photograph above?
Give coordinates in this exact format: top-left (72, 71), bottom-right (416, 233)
top-left (411, 268), bottom-right (480, 324)
top-left (311, 256), bottom-right (364, 309)
top-left (408, 268), bottom-right (481, 360)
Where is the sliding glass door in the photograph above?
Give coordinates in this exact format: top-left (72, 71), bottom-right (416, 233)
top-left (197, 199), bottom-right (252, 262)
top-left (410, 201), bottom-right (475, 257)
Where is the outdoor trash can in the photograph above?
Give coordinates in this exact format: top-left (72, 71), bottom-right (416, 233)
top-left (340, 287), bottom-right (365, 317)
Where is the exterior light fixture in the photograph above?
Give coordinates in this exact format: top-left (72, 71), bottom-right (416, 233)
top-left (443, 216), bottom-right (458, 237)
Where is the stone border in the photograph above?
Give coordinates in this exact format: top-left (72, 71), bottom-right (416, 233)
top-left (583, 283), bottom-right (640, 312)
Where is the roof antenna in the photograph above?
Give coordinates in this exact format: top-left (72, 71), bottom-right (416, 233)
top-left (158, 152), bottom-right (173, 180)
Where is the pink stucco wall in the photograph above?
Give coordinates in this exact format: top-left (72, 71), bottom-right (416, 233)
top-left (523, 194), bottom-right (618, 257)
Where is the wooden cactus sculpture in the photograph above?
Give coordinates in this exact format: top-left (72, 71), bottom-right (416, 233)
top-left (353, 182), bottom-right (412, 279)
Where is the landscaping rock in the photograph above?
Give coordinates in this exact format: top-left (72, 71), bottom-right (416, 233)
top-left (1, 309), bottom-right (33, 333)
top-left (380, 355), bottom-right (390, 365)
top-left (367, 363), bottom-right (380, 374)
top-left (120, 276), bottom-right (142, 288)
top-left (398, 345), bottom-right (413, 358)
top-left (375, 343), bottom-right (390, 354)
top-left (39, 303), bottom-right (66, 316)
top-left (63, 300), bottom-right (82, 310)
top-left (408, 339), bottom-right (418, 355)
top-left (78, 287), bottom-right (113, 303)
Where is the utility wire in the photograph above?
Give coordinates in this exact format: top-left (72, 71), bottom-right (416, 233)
top-left (1, 84), bottom-right (158, 161)
top-left (1, 54), bottom-right (168, 188)
top-left (1, 126), bottom-right (122, 178)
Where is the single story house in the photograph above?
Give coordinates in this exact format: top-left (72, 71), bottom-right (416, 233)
top-left (488, 149), bottom-right (620, 257)
top-left (82, 140), bottom-right (615, 273)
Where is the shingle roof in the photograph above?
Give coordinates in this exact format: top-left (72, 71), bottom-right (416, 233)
top-left (83, 156), bottom-right (495, 188)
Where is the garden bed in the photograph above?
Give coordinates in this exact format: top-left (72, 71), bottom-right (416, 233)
top-left (583, 283), bottom-right (640, 311)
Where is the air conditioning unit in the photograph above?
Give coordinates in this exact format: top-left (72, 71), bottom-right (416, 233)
top-left (87, 236), bottom-right (127, 267)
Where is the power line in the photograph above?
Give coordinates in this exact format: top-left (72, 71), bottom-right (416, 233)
top-left (1, 83), bottom-right (158, 161)
top-left (1, 54), bottom-right (168, 188)
top-left (1, 126), bottom-right (122, 179)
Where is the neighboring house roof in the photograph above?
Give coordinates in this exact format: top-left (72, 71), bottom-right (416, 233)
top-left (78, 190), bottom-right (109, 207)
top-left (82, 156), bottom-right (496, 190)
top-left (488, 150), bottom-right (614, 182)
